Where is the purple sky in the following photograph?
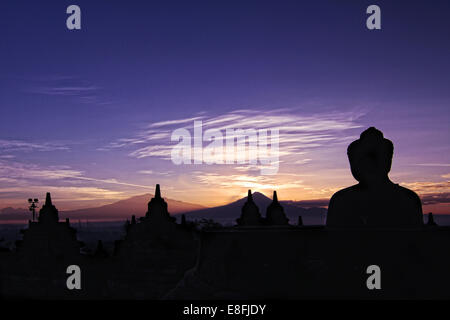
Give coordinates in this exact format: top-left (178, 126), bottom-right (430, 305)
top-left (0, 0), bottom-right (449, 212)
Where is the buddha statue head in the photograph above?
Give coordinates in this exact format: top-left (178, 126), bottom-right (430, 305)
top-left (347, 127), bottom-right (394, 186)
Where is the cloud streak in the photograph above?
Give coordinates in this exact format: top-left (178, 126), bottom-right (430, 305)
top-left (0, 160), bottom-right (154, 190)
top-left (193, 172), bottom-right (305, 191)
top-left (401, 180), bottom-right (450, 195)
top-left (102, 108), bottom-right (365, 165)
top-left (30, 85), bottom-right (98, 96)
top-left (0, 139), bottom-right (68, 153)
top-left (414, 163), bottom-right (450, 167)
top-left (24, 75), bottom-right (113, 106)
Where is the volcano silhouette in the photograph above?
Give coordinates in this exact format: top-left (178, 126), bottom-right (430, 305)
top-left (183, 192), bottom-right (327, 225)
top-left (0, 194), bottom-right (205, 222)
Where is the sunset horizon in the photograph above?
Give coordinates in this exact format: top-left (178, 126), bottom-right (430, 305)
top-left (1, 1), bottom-right (449, 216)
top-left (2, 0), bottom-right (450, 304)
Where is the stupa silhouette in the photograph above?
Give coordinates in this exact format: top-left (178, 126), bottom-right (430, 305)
top-left (236, 190), bottom-right (264, 226)
top-left (16, 192), bottom-right (82, 259)
top-left (265, 191), bottom-right (289, 225)
top-left (427, 212), bottom-right (437, 226)
top-left (145, 184), bottom-right (176, 224)
top-left (38, 192), bottom-right (59, 224)
top-left (112, 184), bottom-right (198, 299)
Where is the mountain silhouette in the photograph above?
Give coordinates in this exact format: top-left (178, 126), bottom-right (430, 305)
top-left (0, 207), bottom-right (29, 221)
top-left (0, 194), bottom-right (205, 222)
top-left (61, 193), bottom-right (205, 221)
top-left (0, 192), bottom-right (327, 224)
top-left (183, 192), bottom-right (327, 225)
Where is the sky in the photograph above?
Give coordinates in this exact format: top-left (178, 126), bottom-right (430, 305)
top-left (0, 0), bottom-right (449, 213)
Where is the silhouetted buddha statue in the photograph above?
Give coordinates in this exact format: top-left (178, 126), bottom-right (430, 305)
top-left (145, 184), bottom-right (176, 224)
top-left (236, 190), bottom-right (263, 226)
top-left (38, 192), bottom-right (59, 224)
top-left (266, 191), bottom-right (289, 225)
top-left (326, 127), bottom-right (423, 227)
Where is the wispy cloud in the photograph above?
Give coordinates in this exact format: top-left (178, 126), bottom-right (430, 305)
top-left (293, 158), bottom-right (313, 165)
top-left (401, 178), bottom-right (450, 195)
top-left (27, 76), bottom-right (98, 96)
top-left (414, 163), bottom-right (450, 167)
top-left (102, 108), bottom-right (365, 165)
top-left (0, 185), bottom-right (129, 210)
top-left (24, 75), bottom-right (112, 106)
top-left (0, 139), bottom-right (68, 152)
top-left (31, 85), bottom-right (98, 96)
top-left (186, 169), bottom-right (344, 202)
top-left (193, 172), bottom-right (305, 191)
top-left (0, 160), bottom-right (154, 190)
top-left (147, 117), bottom-right (204, 128)
top-left (0, 186), bottom-right (125, 201)
top-left (420, 193), bottom-right (450, 205)
top-left (137, 170), bottom-right (175, 176)
top-left (129, 145), bottom-right (173, 159)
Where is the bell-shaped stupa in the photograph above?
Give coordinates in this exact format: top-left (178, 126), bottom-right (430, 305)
top-left (16, 192), bottom-right (82, 260)
top-left (265, 191), bottom-right (289, 225)
top-left (236, 190), bottom-right (263, 226)
top-left (38, 192), bottom-right (59, 224)
top-left (145, 184), bottom-right (176, 224)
